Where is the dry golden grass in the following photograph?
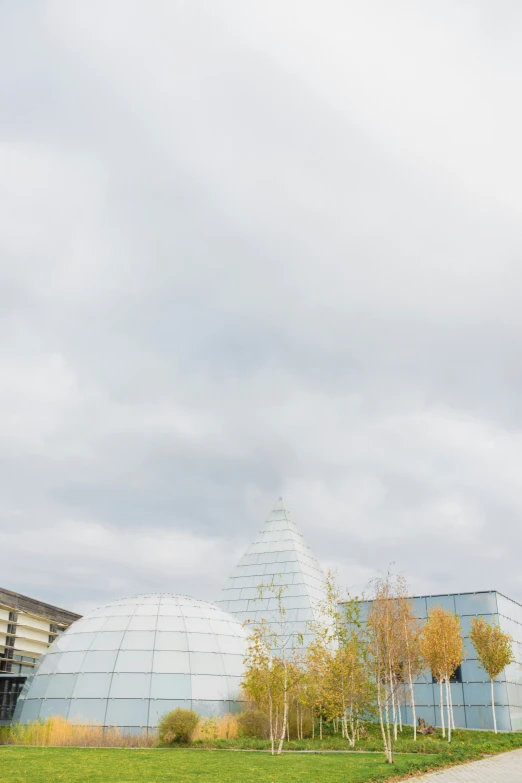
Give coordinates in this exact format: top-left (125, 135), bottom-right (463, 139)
top-left (7, 716), bottom-right (157, 747)
top-left (6, 714), bottom-right (239, 747)
top-left (193, 713), bottom-right (239, 741)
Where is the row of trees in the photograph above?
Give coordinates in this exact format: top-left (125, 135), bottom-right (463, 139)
top-left (241, 571), bottom-right (514, 762)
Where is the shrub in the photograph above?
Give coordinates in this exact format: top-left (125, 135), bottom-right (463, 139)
top-left (158, 708), bottom-right (200, 745)
top-left (237, 709), bottom-right (269, 739)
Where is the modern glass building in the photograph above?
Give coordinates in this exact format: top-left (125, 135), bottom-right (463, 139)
top-left (216, 498), bottom-right (328, 650)
top-left (0, 588), bottom-right (80, 724)
top-left (218, 500), bottom-right (522, 732)
top-left (354, 591), bottom-right (522, 731)
top-left (8, 500), bottom-right (522, 733)
top-left (15, 594), bottom-right (247, 732)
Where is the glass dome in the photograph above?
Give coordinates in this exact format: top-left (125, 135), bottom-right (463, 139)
top-left (14, 593), bottom-right (247, 733)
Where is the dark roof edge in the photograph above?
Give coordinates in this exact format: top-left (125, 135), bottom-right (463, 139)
top-left (342, 589), bottom-right (521, 609)
top-left (0, 587), bottom-right (81, 625)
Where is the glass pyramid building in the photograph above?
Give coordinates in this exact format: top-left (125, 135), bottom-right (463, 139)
top-left (216, 498), bottom-right (327, 649)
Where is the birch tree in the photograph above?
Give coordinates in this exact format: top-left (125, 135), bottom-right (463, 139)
top-left (257, 577), bottom-right (304, 754)
top-left (365, 573), bottom-right (403, 764)
top-left (469, 617), bottom-right (514, 734)
top-left (396, 576), bottom-right (424, 740)
top-left (242, 620), bottom-right (280, 754)
top-left (306, 635), bottom-right (329, 739)
top-left (421, 606), bottom-right (465, 742)
top-left (324, 630), bottom-right (375, 746)
top-left (308, 570), bottom-right (375, 747)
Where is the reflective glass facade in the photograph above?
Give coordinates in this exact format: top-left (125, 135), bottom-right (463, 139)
top-left (14, 594), bottom-right (247, 732)
top-left (355, 591), bottom-right (522, 731)
top-left (217, 498), bottom-right (327, 650)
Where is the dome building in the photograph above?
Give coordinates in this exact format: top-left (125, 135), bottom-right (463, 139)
top-left (14, 594), bottom-right (247, 733)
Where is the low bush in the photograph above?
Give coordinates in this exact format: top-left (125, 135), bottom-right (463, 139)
top-left (237, 709), bottom-right (270, 739)
top-left (158, 708), bottom-right (200, 745)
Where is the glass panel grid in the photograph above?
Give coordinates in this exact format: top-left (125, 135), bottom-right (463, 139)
top-left (18, 593), bottom-right (247, 732)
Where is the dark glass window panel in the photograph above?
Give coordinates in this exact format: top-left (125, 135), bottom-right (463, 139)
top-left (431, 664), bottom-right (462, 684)
top-left (0, 676), bottom-right (25, 721)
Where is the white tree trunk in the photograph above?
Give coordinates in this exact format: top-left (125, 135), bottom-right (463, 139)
top-left (449, 682), bottom-right (455, 730)
top-left (349, 709), bottom-right (355, 748)
top-left (269, 690), bottom-right (275, 755)
top-left (445, 678), bottom-right (451, 743)
top-left (390, 664), bottom-right (398, 741)
top-left (404, 620), bottom-right (416, 739)
top-left (277, 665), bottom-right (288, 755)
top-left (385, 704), bottom-right (393, 764)
top-left (439, 679), bottom-right (445, 738)
top-left (377, 678), bottom-right (392, 764)
top-left (409, 672), bottom-right (417, 741)
top-left (491, 679), bottom-right (497, 734)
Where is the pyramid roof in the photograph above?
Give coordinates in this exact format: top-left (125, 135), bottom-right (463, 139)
top-left (217, 498), bottom-right (327, 647)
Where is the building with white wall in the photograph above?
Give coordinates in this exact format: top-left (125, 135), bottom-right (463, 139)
top-left (0, 587), bottom-right (80, 723)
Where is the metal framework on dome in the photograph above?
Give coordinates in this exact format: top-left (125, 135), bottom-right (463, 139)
top-left (14, 593), bottom-right (247, 732)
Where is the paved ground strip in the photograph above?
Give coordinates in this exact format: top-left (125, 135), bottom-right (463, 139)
top-left (400, 747), bottom-right (522, 781)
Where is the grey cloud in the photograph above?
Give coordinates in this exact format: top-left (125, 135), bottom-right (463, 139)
top-left (1, 1), bottom-right (522, 612)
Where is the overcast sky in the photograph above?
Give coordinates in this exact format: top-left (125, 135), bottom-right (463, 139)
top-left (2, 1), bottom-right (522, 615)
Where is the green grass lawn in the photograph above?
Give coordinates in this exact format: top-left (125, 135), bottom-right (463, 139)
top-left (3, 725), bottom-right (522, 783)
top-left (0, 746), bottom-right (449, 783)
top-left (192, 724), bottom-right (522, 756)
